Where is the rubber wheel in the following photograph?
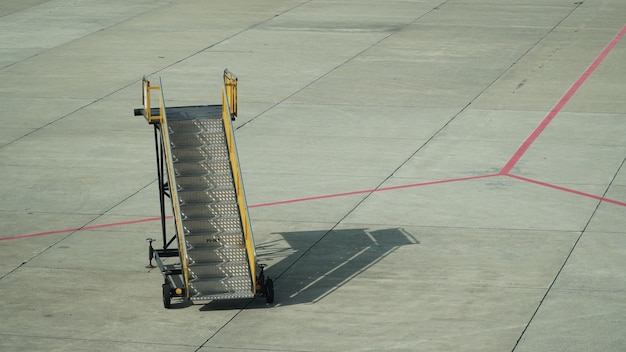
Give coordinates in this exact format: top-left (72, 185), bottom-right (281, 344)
top-left (265, 278), bottom-right (274, 304)
top-left (162, 283), bottom-right (172, 309)
top-left (257, 270), bottom-right (265, 293)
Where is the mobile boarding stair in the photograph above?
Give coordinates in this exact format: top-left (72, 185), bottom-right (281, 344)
top-left (135, 70), bottom-right (274, 308)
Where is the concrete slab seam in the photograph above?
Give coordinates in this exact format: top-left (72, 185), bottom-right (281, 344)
top-left (3, 25), bottom-right (626, 243)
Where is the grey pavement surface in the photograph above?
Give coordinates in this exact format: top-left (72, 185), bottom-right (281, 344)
top-left (1, 0), bottom-right (625, 351)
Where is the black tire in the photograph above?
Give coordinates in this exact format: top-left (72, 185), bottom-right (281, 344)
top-left (257, 271), bottom-right (265, 292)
top-left (162, 283), bottom-right (172, 309)
top-left (265, 278), bottom-right (274, 304)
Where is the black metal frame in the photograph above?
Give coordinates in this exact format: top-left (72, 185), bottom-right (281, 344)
top-left (149, 119), bottom-right (187, 305)
top-left (152, 121), bottom-right (176, 250)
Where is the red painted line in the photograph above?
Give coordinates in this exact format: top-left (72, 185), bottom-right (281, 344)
top-left (4, 169), bottom-right (626, 242)
top-left (5, 27), bottom-right (626, 242)
top-left (249, 173), bottom-right (500, 208)
top-left (0, 216), bottom-right (166, 242)
top-left (506, 174), bottom-right (626, 207)
top-left (2, 175), bottom-right (500, 241)
top-left (501, 25), bottom-right (626, 174)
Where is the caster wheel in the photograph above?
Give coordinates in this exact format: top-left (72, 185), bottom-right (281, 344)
top-left (265, 278), bottom-right (274, 304)
top-left (162, 283), bottom-right (172, 309)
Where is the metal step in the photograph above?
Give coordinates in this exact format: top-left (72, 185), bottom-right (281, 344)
top-left (183, 219), bottom-right (237, 234)
top-left (170, 132), bottom-right (227, 148)
top-left (177, 187), bottom-right (237, 204)
top-left (185, 230), bottom-right (245, 248)
top-left (187, 246), bottom-right (247, 263)
top-left (180, 202), bottom-right (239, 219)
top-left (183, 218), bottom-right (242, 233)
top-left (168, 118), bottom-right (224, 134)
top-left (189, 277), bottom-right (255, 300)
top-left (172, 160), bottom-right (231, 177)
top-left (176, 174), bottom-right (234, 190)
top-left (171, 145), bottom-right (229, 162)
top-left (189, 261), bottom-right (251, 279)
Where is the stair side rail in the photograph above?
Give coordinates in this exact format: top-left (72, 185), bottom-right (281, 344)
top-left (142, 78), bottom-right (191, 298)
top-left (221, 69), bottom-right (257, 292)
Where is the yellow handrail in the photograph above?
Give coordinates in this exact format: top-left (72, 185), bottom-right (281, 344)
top-left (142, 78), bottom-right (191, 298)
top-left (221, 70), bottom-right (257, 292)
top-left (142, 79), bottom-right (163, 123)
top-left (223, 70), bottom-right (237, 120)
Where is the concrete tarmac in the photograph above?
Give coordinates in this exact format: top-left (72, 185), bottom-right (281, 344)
top-left (1, 1), bottom-right (625, 351)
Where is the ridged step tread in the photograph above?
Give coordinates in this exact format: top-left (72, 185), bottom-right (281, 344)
top-left (187, 246), bottom-right (247, 263)
top-left (183, 217), bottom-right (242, 233)
top-left (176, 174), bottom-right (234, 190)
top-left (186, 231), bottom-right (244, 248)
top-left (189, 261), bottom-right (251, 279)
top-left (162, 105), bottom-right (222, 123)
top-left (189, 276), bottom-right (254, 300)
top-left (171, 145), bottom-right (229, 162)
top-left (170, 133), bottom-right (227, 148)
top-left (172, 161), bottom-right (231, 177)
top-left (177, 187), bottom-right (237, 204)
top-left (168, 118), bottom-right (223, 134)
top-left (185, 228), bottom-right (243, 241)
top-left (190, 290), bottom-right (255, 301)
top-left (180, 202), bottom-right (239, 219)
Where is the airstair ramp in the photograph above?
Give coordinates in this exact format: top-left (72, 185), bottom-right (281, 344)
top-left (135, 70), bottom-right (274, 308)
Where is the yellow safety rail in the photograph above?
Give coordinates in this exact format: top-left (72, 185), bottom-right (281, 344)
top-left (223, 70), bottom-right (238, 120)
top-left (142, 78), bottom-right (163, 123)
top-left (221, 69), bottom-right (257, 292)
top-left (142, 78), bottom-right (192, 298)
